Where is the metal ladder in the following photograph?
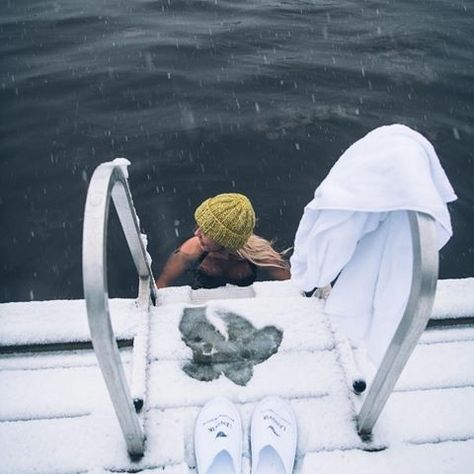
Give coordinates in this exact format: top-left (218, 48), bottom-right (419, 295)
top-left (82, 160), bottom-right (439, 454)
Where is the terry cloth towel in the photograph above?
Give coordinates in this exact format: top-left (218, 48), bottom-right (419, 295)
top-left (290, 124), bottom-right (457, 365)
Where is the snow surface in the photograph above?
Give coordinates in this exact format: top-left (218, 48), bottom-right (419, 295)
top-left (431, 277), bottom-right (474, 319)
top-left (300, 440), bottom-right (474, 474)
top-left (0, 279), bottom-right (471, 348)
top-left (0, 279), bottom-right (473, 473)
top-left (0, 298), bottom-right (138, 346)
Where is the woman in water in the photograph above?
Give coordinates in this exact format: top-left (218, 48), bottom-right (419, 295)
top-left (155, 193), bottom-right (290, 289)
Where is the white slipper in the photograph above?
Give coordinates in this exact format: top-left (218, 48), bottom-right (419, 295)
top-left (194, 397), bottom-right (242, 474)
top-left (251, 397), bottom-right (298, 474)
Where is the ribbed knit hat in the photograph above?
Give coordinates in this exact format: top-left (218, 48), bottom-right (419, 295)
top-left (194, 193), bottom-right (256, 250)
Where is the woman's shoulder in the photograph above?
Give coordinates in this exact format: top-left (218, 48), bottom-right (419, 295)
top-left (178, 236), bottom-right (204, 258)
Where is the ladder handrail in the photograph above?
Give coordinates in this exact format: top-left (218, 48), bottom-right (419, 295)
top-left (82, 159), bottom-right (156, 457)
top-left (357, 211), bottom-right (438, 437)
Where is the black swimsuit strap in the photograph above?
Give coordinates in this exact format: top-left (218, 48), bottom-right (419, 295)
top-left (196, 251), bottom-right (209, 265)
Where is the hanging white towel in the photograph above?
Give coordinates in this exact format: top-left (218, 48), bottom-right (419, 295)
top-left (290, 124), bottom-right (457, 364)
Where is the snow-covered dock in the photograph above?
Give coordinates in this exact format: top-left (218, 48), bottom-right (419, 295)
top-left (1, 279), bottom-right (474, 473)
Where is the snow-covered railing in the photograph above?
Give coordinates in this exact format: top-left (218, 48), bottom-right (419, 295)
top-left (82, 159), bottom-right (157, 457)
top-left (357, 211), bottom-right (438, 437)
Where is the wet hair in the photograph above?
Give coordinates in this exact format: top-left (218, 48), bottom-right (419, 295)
top-left (235, 234), bottom-right (290, 270)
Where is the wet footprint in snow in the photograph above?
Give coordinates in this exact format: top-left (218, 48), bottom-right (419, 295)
top-left (179, 306), bottom-right (283, 386)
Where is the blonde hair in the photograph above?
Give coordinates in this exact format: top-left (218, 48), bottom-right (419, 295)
top-left (235, 234), bottom-right (290, 270)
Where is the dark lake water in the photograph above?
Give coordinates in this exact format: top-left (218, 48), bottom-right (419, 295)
top-left (1, 0), bottom-right (473, 302)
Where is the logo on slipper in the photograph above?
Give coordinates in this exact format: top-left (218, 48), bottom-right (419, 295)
top-left (205, 414), bottom-right (234, 435)
top-left (267, 425), bottom-right (281, 437)
top-left (263, 411), bottom-right (288, 437)
top-left (179, 307), bottom-right (283, 386)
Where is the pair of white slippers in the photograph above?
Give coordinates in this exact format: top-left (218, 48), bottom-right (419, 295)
top-left (194, 397), bottom-right (298, 474)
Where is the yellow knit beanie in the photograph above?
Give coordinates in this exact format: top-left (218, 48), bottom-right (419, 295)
top-left (194, 193), bottom-right (256, 250)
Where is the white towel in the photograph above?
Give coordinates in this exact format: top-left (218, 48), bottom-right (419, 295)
top-left (290, 124), bottom-right (457, 364)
